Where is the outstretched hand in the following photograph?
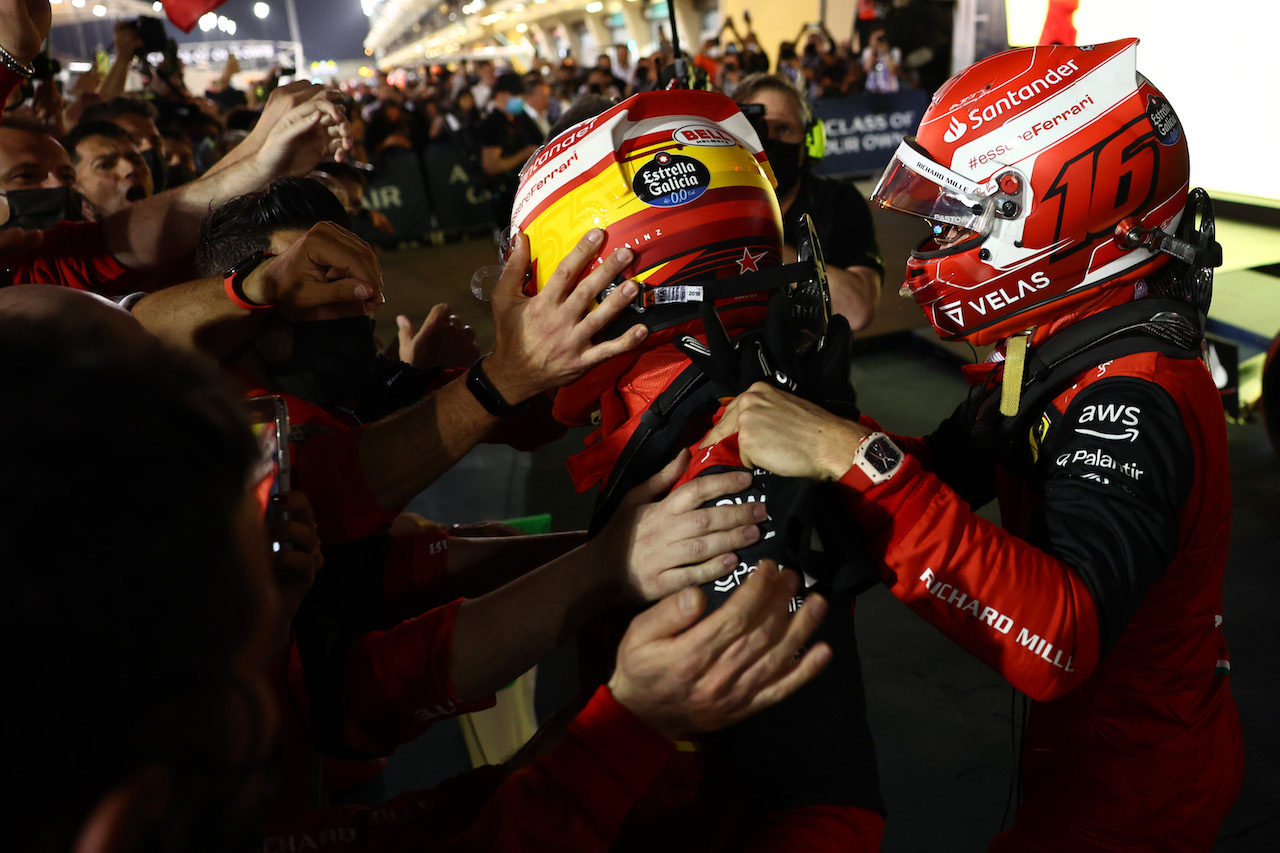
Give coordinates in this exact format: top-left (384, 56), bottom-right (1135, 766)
top-left (257, 90), bottom-right (353, 176)
top-left (395, 303), bottom-right (480, 369)
top-left (609, 561), bottom-right (830, 740)
top-left (242, 221), bottom-right (383, 312)
top-left (0, 0), bottom-right (51, 67)
top-left (112, 20), bottom-right (143, 59)
top-left (601, 449), bottom-right (766, 602)
top-left (484, 229), bottom-right (649, 405)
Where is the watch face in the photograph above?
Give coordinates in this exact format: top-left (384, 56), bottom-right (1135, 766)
top-left (865, 436), bottom-right (902, 475)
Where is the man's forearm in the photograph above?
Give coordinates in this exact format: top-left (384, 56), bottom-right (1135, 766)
top-left (101, 155), bottom-right (274, 270)
top-left (783, 242), bottom-right (881, 330)
top-left (827, 264), bottom-right (881, 331)
top-left (130, 275), bottom-right (263, 356)
top-left (482, 146), bottom-right (529, 176)
top-left (357, 374), bottom-right (504, 512)
top-left (98, 50), bottom-right (131, 99)
top-left (447, 531), bottom-right (588, 598)
top-left (450, 537), bottom-right (618, 701)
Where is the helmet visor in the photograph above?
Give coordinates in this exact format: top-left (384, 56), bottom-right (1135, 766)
top-left (871, 138), bottom-right (994, 234)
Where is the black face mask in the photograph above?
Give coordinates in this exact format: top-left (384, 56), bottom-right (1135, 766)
top-left (0, 186), bottom-right (85, 231)
top-left (763, 138), bottom-right (804, 199)
top-left (142, 147), bottom-right (167, 193)
top-left (264, 317), bottom-right (377, 407)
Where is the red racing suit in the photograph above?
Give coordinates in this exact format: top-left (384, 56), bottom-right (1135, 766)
top-left (241, 368), bottom-right (561, 815)
top-left (566, 342), bottom-right (886, 852)
top-left (835, 348), bottom-right (1243, 851)
top-left (260, 684), bottom-right (677, 852)
top-left (271, 552), bottom-right (497, 819)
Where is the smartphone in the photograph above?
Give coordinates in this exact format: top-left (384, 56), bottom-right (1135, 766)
top-left (245, 395), bottom-right (291, 548)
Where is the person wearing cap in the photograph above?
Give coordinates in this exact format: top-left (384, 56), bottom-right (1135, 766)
top-left (479, 71), bottom-right (539, 228)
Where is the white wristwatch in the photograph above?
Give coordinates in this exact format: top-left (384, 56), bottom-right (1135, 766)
top-left (852, 432), bottom-right (903, 485)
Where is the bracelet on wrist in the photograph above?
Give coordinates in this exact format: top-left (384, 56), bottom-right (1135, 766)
top-left (466, 356), bottom-right (530, 417)
top-left (223, 250), bottom-right (277, 311)
top-left (0, 44), bottom-right (35, 79)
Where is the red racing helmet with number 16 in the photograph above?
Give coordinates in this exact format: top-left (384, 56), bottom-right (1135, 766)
top-left (871, 39), bottom-right (1191, 346)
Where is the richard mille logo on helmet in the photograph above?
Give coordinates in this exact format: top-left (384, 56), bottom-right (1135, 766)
top-left (673, 124), bottom-right (737, 147)
top-left (633, 152), bottom-right (710, 208)
top-left (943, 116), bottom-right (968, 143)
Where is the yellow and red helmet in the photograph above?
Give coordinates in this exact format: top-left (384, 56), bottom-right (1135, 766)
top-left (871, 39), bottom-right (1193, 346)
top-left (510, 89), bottom-right (784, 345)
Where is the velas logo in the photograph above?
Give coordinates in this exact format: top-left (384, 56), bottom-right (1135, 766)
top-left (673, 124), bottom-right (737, 147)
top-left (939, 300), bottom-right (965, 327)
top-left (632, 152), bottom-right (710, 208)
top-left (943, 115), bottom-right (968, 143)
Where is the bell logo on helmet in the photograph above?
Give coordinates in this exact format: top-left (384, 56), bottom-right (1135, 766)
top-left (673, 124), bottom-right (738, 147)
top-left (633, 152), bottom-right (711, 208)
top-left (943, 115), bottom-right (968, 144)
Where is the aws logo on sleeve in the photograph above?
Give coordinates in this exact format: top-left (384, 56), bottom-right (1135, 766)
top-left (1074, 402), bottom-right (1141, 442)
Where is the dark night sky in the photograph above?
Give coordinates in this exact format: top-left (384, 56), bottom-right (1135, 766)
top-left (51, 0), bottom-right (373, 62)
top-left (197, 0), bottom-right (372, 61)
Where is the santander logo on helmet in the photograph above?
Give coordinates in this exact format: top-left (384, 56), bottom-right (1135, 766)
top-left (943, 115), bottom-right (968, 144)
top-left (870, 39), bottom-right (1192, 346)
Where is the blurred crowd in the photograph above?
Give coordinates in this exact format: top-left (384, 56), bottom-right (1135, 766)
top-left (1, 1), bottom-right (951, 245)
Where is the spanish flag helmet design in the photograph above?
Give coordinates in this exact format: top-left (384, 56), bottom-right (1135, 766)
top-left (508, 89), bottom-right (786, 346)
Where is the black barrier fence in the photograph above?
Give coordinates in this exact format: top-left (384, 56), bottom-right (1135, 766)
top-left (421, 143), bottom-right (494, 236)
top-left (362, 143), bottom-right (495, 245)
top-left (811, 88), bottom-right (933, 179)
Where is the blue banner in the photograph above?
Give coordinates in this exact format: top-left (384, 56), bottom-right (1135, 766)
top-left (811, 89), bottom-right (933, 178)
